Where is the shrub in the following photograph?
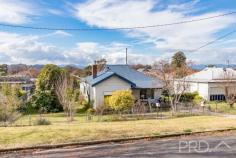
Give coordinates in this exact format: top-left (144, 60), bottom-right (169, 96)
top-left (77, 100), bottom-right (92, 113)
top-left (179, 91), bottom-right (200, 102)
top-left (193, 94), bottom-right (203, 106)
top-left (0, 112), bottom-right (21, 125)
top-left (87, 108), bottom-right (95, 115)
top-left (17, 101), bottom-right (37, 114)
top-left (81, 100), bottom-right (91, 110)
top-left (106, 90), bottom-right (135, 112)
top-left (31, 90), bottom-right (62, 113)
top-left (34, 118), bottom-right (51, 125)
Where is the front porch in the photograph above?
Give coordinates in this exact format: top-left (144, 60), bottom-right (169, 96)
top-left (132, 88), bottom-right (162, 102)
top-left (131, 88), bottom-right (163, 113)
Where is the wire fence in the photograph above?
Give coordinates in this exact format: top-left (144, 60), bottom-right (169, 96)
top-left (0, 102), bottom-right (211, 127)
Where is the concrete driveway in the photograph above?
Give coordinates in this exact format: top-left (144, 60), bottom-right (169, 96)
top-left (1, 132), bottom-right (236, 158)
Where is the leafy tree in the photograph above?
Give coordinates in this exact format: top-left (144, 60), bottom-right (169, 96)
top-left (35, 64), bottom-right (64, 112)
top-left (0, 64), bottom-right (7, 76)
top-left (171, 51), bottom-right (190, 78)
top-left (36, 64), bottom-right (64, 91)
top-left (171, 51), bottom-right (186, 68)
top-left (106, 90), bottom-right (135, 112)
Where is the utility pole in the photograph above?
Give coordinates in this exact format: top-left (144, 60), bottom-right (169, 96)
top-left (126, 48), bottom-right (128, 65)
top-left (227, 60), bottom-right (230, 68)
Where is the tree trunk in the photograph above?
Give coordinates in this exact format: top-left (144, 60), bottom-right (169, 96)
top-left (28, 114), bottom-right (31, 126)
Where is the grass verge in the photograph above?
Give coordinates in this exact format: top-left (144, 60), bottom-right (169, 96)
top-left (0, 115), bottom-right (236, 149)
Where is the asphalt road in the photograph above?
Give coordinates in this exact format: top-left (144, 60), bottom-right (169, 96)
top-left (1, 133), bottom-right (236, 158)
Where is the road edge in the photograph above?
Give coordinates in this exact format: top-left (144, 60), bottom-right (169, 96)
top-left (1, 127), bottom-right (236, 153)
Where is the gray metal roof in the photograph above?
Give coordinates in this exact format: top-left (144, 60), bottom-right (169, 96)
top-left (182, 67), bottom-right (236, 82)
top-left (85, 65), bottom-right (163, 88)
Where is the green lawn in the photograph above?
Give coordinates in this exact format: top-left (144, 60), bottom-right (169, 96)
top-left (206, 102), bottom-right (236, 115)
top-left (1, 115), bottom-right (236, 149)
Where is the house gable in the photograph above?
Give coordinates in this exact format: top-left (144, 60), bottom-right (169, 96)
top-left (91, 73), bottom-right (136, 87)
top-left (93, 75), bottom-right (132, 108)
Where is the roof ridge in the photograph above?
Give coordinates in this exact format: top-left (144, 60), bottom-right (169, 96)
top-left (106, 64), bottom-right (129, 66)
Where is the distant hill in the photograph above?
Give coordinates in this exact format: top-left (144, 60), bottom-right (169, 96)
top-left (3, 63), bottom-right (236, 75)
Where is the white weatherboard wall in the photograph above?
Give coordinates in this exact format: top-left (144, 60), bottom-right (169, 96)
top-left (197, 83), bottom-right (209, 100)
top-left (184, 82), bottom-right (209, 100)
top-left (132, 89), bottom-right (140, 99)
top-left (185, 81), bottom-right (236, 100)
top-left (208, 82), bottom-right (236, 95)
top-left (94, 76), bottom-right (131, 109)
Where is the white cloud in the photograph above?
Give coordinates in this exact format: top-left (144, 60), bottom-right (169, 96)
top-left (0, 0), bottom-right (37, 24)
top-left (37, 30), bottom-right (72, 39)
top-left (52, 30), bottom-right (72, 37)
top-left (0, 32), bottom-right (158, 65)
top-left (67, 42), bottom-right (159, 65)
top-left (0, 32), bottom-right (66, 64)
top-left (1, 31), bottom-right (235, 65)
top-left (73, 0), bottom-right (236, 64)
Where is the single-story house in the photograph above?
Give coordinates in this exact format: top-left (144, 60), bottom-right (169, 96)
top-left (175, 67), bottom-right (236, 101)
top-left (80, 64), bottom-right (163, 109)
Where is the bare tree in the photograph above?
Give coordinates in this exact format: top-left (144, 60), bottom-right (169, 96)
top-left (56, 73), bottom-right (77, 122)
top-left (0, 84), bottom-right (21, 126)
top-left (221, 68), bottom-right (236, 108)
top-left (95, 58), bottom-right (107, 72)
top-left (153, 59), bottom-right (192, 113)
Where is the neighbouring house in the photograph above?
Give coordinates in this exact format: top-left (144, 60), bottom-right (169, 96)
top-left (0, 75), bottom-right (35, 93)
top-left (175, 67), bottom-right (236, 101)
top-left (80, 65), bottom-right (163, 109)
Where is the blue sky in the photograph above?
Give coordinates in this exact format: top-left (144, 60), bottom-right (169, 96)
top-left (0, 0), bottom-right (236, 65)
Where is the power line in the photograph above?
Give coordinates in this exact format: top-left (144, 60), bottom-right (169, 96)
top-left (0, 11), bottom-right (235, 31)
top-left (191, 28), bottom-right (236, 52)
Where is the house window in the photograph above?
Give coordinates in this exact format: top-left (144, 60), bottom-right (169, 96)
top-left (140, 89), bottom-right (147, 99)
top-left (104, 95), bottom-right (111, 106)
top-left (140, 89), bottom-right (154, 99)
top-left (147, 89), bottom-right (154, 99)
top-left (210, 95), bottom-right (225, 101)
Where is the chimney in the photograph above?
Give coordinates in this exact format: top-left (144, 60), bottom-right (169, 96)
top-left (92, 63), bottom-right (97, 79)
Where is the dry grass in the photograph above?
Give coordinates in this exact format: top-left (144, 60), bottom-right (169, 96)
top-left (0, 115), bottom-right (236, 149)
top-left (207, 102), bottom-right (236, 114)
